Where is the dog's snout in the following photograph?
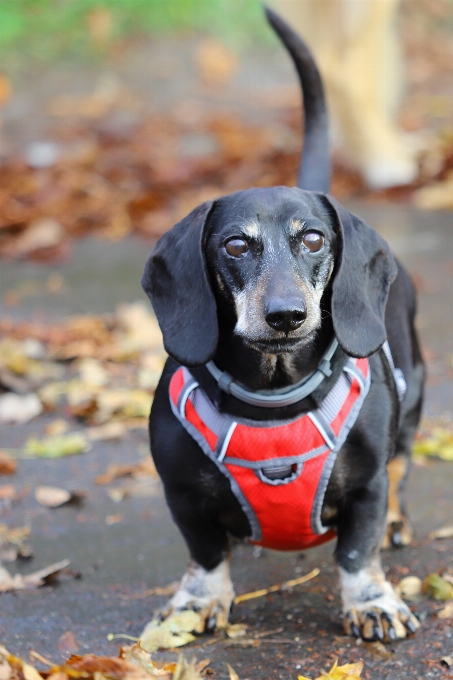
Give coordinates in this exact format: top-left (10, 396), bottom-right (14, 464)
top-left (265, 299), bottom-right (307, 334)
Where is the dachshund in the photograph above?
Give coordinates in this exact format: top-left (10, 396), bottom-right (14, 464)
top-left (141, 8), bottom-right (424, 643)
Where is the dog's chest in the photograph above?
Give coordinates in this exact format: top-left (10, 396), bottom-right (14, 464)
top-left (169, 358), bottom-right (370, 551)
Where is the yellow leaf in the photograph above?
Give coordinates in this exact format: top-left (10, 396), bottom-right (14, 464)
top-left (300, 660), bottom-right (364, 680)
top-left (139, 611), bottom-right (201, 652)
top-left (422, 573), bottom-right (453, 601)
top-left (413, 426), bottom-right (453, 461)
top-left (24, 433), bottom-right (90, 458)
top-left (227, 664), bottom-right (240, 680)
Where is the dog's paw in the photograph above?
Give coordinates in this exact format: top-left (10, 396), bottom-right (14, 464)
top-left (382, 517), bottom-right (413, 550)
top-left (158, 560), bottom-right (235, 633)
top-left (340, 562), bottom-right (420, 642)
top-left (343, 596), bottom-right (420, 642)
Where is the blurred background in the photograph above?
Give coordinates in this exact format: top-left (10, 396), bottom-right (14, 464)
top-left (0, 1), bottom-right (452, 671)
top-left (0, 0), bottom-right (453, 261)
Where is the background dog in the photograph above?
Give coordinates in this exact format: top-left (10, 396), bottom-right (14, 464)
top-left (269, 0), bottom-right (419, 189)
top-left (141, 8), bottom-right (424, 642)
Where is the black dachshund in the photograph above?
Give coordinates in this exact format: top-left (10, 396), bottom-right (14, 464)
top-left (142, 8), bottom-right (424, 642)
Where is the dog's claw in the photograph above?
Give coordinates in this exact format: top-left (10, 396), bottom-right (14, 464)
top-left (344, 604), bottom-right (419, 643)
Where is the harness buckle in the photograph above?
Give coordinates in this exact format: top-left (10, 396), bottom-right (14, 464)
top-left (318, 359), bottom-right (333, 378)
top-left (218, 371), bottom-right (234, 394)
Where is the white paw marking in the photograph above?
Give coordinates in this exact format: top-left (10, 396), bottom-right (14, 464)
top-left (162, 559), bottom-right (235, 631)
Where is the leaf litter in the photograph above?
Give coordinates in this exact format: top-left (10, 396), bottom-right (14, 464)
top-left (0, 302), bottom-right (166, 460)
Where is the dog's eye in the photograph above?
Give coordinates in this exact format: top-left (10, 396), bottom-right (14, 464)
top-left (302, 231), bottom-right (324, 252)
top-left (225, 238), bottom-right (249, 257)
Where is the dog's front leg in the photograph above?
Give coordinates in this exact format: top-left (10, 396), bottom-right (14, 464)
top-left (161, 558), bottom-right (235, 632)
top-left (156, 484), bottom-right (235, 632)
top-left (335, 475), bottom-right (420, 642)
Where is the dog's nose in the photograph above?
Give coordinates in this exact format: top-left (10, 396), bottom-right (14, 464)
top-left (265, 300), bottom-right (307, 334)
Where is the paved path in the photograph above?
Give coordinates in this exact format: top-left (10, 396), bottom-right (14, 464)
top-left (1, 203), bottom-right (452, 679)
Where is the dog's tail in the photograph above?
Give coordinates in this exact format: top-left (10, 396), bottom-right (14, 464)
top-left (264, 6), bottom-right (331, 193)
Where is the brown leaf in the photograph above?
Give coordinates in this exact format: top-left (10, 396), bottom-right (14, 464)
top-left (0, 485), bottom-right (16, 501)
top-left (195, 39), bottom-right (238, 87)
top-left (0, 453), bottom-right (16, 475)
top-left (2, 219), bottom-right (65, 259)
top-left (96, 459), bottom-right (157, 485)
top-left (58, 631), bottom-right (79, 653)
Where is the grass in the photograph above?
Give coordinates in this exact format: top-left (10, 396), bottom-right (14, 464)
top-left (0, 0), bottom-right (271, 69)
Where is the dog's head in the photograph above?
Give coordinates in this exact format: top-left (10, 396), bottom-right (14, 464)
top-left (142, 187), bottom-right (397, 367)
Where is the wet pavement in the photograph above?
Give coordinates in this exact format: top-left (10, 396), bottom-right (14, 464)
top-left (0, 201), bottom-right (452, 679)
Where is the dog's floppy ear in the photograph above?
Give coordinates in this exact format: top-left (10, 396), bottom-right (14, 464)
top-left (323, 195), bottom-right (397, 358)
top-left (141, 201), bottom-right (218, 367)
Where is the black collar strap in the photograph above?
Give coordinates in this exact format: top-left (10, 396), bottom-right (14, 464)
top-left (206, 338), bottom-right (339, 409)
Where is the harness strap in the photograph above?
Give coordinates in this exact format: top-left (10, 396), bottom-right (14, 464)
top-left (381, 341), bottom-right (407, 402)
top-left (205, 338), bottom-right (339, 408)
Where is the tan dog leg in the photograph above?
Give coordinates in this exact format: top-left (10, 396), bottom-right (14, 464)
top-left (382, 455), bottom-right (413, 549)
top-left (269, 0), bottom-right (418, 189)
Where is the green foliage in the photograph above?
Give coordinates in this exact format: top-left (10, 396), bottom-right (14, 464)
top-left (0, 0), bottom-right (270, 68)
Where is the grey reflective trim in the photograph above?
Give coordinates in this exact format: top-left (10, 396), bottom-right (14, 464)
top-left (177, 378), bottom-right (199, 417)
top-left (216, 421), bottom-right (237, 463)
top-left (307, 411), bottom-right (336, 450)
top-left (223, 445), bottom-right (328, 470)
top-left (343, 361), bottom-right (365, 389)
top-left (381, 341), bottom-right (407, 401)
top-left (191, 384), bottom-right (230, 436)
top-left (311, 360), bottom-right (372, 535)
top-left (318, 371), bottom-right (351, 424)
top-left (205, 338), bottom-right (338, 408)
top-left (256, 462), bottom-right (303, 485)
top-left (169, 394), bottom-right (262, 542)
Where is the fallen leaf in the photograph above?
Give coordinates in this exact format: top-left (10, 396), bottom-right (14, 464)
top-left (440, 654), bottom-right (453, 667)
top-left (0, 393), bottom-right (42, 425)
top-left (44, 419), bottom-right (70, 436)
top-left (96, 459), bottom-right (157, 485)
top-left (413, 426), bottom-right (453, 461)
top-left (414, 170), bottom-right (453, 210)
top-left (438, 602), bottom-right (453, 619)
top-left (58, 631), bottom-right (79, 653)
top-left (0, 523), bottom-right (32, 561)
top-left (140, 611), bottom-right (202, 652)
top-left (430, 525), bottom-right (453, 539)
top-left (86, 422), bottom-right (126, 441)
top-left (105, 514), bottom-right (123, 525)
top-left (422, 573), bottom-right (453, 600)
top-left (0, 559), bottom-right (70, 593)
top-left (299, 659), bottom-right (364, 680)
top-left (224, 623), bottom-right (247, 639)
top-left (0, 452), bottom-right (17, 475)
top-left (195, 38), bottom-right (238, 87)
top-left (362, 641), bottom-right (393, 660)
top-left (24, 433), bottom-right (90, 458)
top-left (35, 486), bottom-right (73, 508)
top-left (0, 646), bottom-right (43, 680)
top-left (395, 575), bottom-right (423, 601)
top-left (227, 664), bottom-right (240, 680)
top-left (0, 485), bottom-right (16, 501)
top-left (2, 218), bottom-right (65, 258)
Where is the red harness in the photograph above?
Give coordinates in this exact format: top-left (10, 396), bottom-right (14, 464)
top-left (169, 358), bottom-right (370, 551)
